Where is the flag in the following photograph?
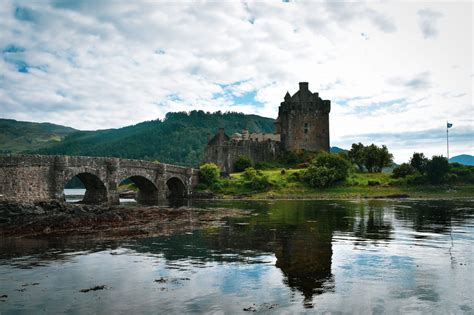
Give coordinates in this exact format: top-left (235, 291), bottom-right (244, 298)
top-left (447, 122), bottom-right (453, 128)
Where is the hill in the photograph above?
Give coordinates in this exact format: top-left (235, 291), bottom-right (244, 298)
top-left (32, 111), bottom-right (276, 166)
top-left (450, 154), bottom-right (474, 166)
top-left (330, 146), bottom-right (347, 154)
top-left (0, 119), bottom-right (76, 154)
top-left (1, 112), bottom-right (351, 167)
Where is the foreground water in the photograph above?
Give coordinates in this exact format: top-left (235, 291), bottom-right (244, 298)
top-left (1, 199), bottom-right (473, 314)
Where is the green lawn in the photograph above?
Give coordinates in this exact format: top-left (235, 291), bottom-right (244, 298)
top-left (199, 168), bottom-right (474, 200)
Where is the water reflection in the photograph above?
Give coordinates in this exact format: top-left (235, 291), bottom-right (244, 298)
top-left (1, 199), bottom-right (473, 313)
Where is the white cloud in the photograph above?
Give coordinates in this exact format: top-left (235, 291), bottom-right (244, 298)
top-left (418, 9), bottom-right (443, 39)
top-left (0, 0), bottom-right (472, 162)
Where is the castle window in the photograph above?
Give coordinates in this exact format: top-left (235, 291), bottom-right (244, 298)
top-left (304, 123), bottom-right (309, 134)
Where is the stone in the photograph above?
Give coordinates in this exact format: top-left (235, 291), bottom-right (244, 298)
top-left (0, 155), bottom-right (199, 206)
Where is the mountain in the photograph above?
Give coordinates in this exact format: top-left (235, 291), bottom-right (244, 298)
top-left (450, 154), bottom-right (474, 166)
top-left (330, 146), bottom-right (347, 154)
top-left (30, 111), bottom-right (276, 167)
top-left (1, 112), bottom-right (351, 167)
top-left (0, 118), bottom-right (76, 154)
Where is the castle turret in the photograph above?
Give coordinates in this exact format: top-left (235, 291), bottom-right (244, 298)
top-left (278, 82), bottom-right (330, 152)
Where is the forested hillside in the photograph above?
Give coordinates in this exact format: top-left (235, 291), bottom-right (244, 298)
top-left (33, 111), bottom-right (276, 166)
top-left (0, 119), bottom-right (76, 154)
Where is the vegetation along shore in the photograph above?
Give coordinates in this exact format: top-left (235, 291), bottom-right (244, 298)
top-left (195, 143), bottom-right (474, 200)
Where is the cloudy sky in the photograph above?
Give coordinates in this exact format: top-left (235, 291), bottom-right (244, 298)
top-left (0, 0), bottom-right (472, 162)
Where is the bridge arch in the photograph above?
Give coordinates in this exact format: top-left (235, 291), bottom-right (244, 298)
top-left (63, 172), bottom-right (107, 204)
top-left (166, 176), bottom-right (186, 199)
top-left (118, 175), bottom-right (159, 205)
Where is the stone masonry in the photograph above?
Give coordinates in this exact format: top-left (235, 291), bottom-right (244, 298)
top-left (0, 155), bottom-right (199, 205)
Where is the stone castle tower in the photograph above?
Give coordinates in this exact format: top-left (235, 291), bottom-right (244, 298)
top-left (276, 82), bottom-right (331, 152)
top-left (202, 82), bottom-right (331, 173)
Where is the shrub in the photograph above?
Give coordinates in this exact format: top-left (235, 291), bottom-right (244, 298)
top-left (303, 165), bottom-right (337, 188)
top-left (368, 180), bottom-right (380, 186)
top-left (410, 152), bottom-right (428, 174)
top-left (312, 152), bottom-right (350, 182)
top-left (449, 163), bottom-right (474, 184)
top-left (426, 156), bottom-right (449, 184)
top-left (280, 151), bottom-right (299, 165)
top-left (392, 163), bottom-right (416, 179)
top-left (241, 167), bottom-right (271, 190)
top-left (199, 163), bottom-right (220, 186)
top-left (242, 167), bottom-right (258, 180)
top-left (289, 171), bottom-right (303, 181)
top-left (248, 174), bottom-right (271, 190)
top-left (234, 156), bottom-right (252, 172)
top-left (280, 168), bottom-right (286, 175)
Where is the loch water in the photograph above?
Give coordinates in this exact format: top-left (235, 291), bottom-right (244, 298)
top-left (0, 199), bottom-right (473, 314)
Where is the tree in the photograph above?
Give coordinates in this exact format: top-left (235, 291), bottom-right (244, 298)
top-left (376, 145), bottom-right (393, 172)
top-left (234, 156), bottom-right (252, 172)
top-left (199, 163), bottom-right (220, 186)
top-left (364, 144), bottom-right (379, 173)
top-left (350, 143), bottom-right (393, 173)
top-left (426, 156), bottom-right (449, 184)
top-left (312, 152), bottom-right (351, 181)
top-left (302, 152), bottom-right (350, 188)
top-left (392, 163), bottom-right (415, 178)
top-left (410, 152), bottom-right (428, 174)
top-left (348, 142), bottom-right (366, 171)
top-left (303, 165), bottom-right (336, 188)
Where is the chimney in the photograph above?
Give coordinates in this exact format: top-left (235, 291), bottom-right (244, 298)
top-left (218, 128), bottom-right (225, 141)
top-left (242, 128), bottom-right (249, 140)
top-left (299, 82), bottom-right (309, 92)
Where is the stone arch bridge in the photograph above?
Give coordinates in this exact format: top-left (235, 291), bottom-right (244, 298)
top-left (0, 155), bottom-right (199, 205)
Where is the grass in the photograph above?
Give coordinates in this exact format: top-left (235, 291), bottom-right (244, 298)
top-left (197, 168), bottom-right (474, 200)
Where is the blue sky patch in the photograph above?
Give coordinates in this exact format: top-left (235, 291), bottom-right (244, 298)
top-left (3, 44), bottom-right (25, 53)
top-left (215, 81), bottom-right (264, 108)
top-left (14, 7), bottom-right (36, 22)
top-left (13, 60), bottom-right (29, 73)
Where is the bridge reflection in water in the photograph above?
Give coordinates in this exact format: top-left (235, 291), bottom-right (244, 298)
top-left (0, 154), bottom-right (199, 205)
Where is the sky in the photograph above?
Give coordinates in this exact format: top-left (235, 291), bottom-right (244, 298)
top-left (0, 0), bottom-right (472, 163)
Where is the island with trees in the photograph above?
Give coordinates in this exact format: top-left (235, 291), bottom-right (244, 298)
top-left (196, 143), bottom-right (474, 199)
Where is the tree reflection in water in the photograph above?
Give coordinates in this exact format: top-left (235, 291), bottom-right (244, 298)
top-left (1, 199), bottom-right (472, 309)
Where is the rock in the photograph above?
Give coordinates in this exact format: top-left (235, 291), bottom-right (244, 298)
top-left (80, 285), bottom-right (107, 293)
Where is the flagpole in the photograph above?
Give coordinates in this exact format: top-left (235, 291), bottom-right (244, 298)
top-left (446, 121), bottom-right (449, 160)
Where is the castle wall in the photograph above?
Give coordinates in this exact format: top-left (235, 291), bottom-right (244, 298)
top-left (280, 109), bottom-right (329, 152)
top-left (202, 140), bottom-right (280, 173)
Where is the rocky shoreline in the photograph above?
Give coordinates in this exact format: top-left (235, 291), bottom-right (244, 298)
top-left (0, 201), bottom-right (248, 238)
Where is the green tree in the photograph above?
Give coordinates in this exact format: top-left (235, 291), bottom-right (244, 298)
top-left (392, 163), bottom-right (415, 178)
top-left (234, 156), bottom-right (252, 172)
top-left (348, 142), bottom-right (366, 171)
top-left (199, 163), bottom-right (220, 186)
top-left (312, 152), bottom-right (351, 181)
top-left (303, 165), bottom-right (337, 188)
top-left (302, 152), bottom-right (350, 188)
top-left (364, 144), bottom-right (379, 173)
top-left (375, 145), bottom-right (393, 172)
top-left (426, 156), bottom-right (449, 184)
top-left (410, 152), bottom-right (428, 174)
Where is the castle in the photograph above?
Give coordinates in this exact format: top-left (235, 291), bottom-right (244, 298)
top-left (202, 82), bottom-right (331, 173)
